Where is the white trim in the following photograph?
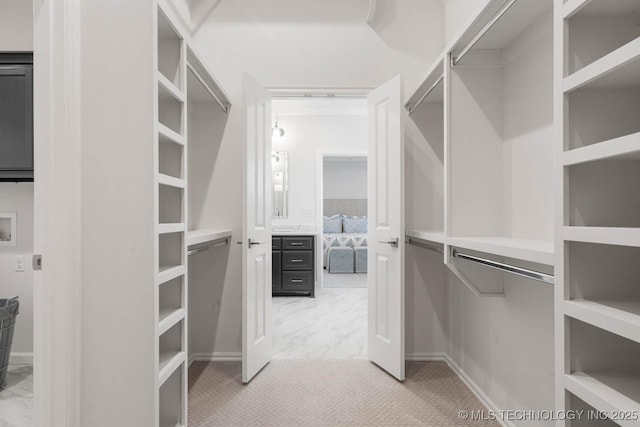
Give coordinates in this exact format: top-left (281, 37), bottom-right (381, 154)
top-left (188, 352), bottom-right (243, 366)
top-left (404, 352), bottom-right (446, 361)
top-left (9, 352), bottom-right (34, 366)
top-left (444, 355), bottom-right (514, 427)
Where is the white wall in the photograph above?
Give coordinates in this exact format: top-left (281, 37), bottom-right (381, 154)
top-left (323, 159), bottom-right (367, 201)
top-left (272, 103), bottom-right (368, 228)
top-left (0, 0), bottom-right (34, 362)
top-left (442, 0), bottom-right (490, 45)
top-left (188, 0), bottom-right (445, 357)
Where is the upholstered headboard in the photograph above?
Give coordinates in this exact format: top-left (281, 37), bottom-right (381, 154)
top-left (323, 199), bottom-right (367, 217)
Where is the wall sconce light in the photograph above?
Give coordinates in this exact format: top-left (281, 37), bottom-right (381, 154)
top-left (272, 122), bottom-right (285, 138)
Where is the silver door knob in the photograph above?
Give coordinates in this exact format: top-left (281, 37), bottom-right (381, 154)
top-left (378, 237), bottom-right (399, 247)
top-left (248, 238), bottom-right (265, 248)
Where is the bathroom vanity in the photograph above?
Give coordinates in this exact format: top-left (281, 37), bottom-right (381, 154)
top-left (272, 234), bottom-right (315, 297)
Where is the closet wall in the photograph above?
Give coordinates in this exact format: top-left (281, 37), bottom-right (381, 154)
top-left (0, 0), bottom-right (34, 361)
top-left (184, 0), bottom-right (446, 357)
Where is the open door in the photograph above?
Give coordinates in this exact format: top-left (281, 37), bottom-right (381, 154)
top-left (367, 75), bottom-right (405, 381)
top-left (242, 75), bottom-right (272, 383)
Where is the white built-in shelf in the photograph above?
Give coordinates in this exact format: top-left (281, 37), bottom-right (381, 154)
top-left (158, 123), bottom-right (185, 146)
top-left (405, 55), bottom-right (444, 113)
top-left (186, 229), bottom-right (232, 248)
top-left (564, 0), bottom-right (640, 19)
top-left (563, 132), bottom-right (640, 166)
top-left (158, 265), bottom-right (185, 285)
top-left (563, 227), bottom-right (640, 247)
top-left (406, 230), bottom-right (445, 245)
top-left (564, 299), bottom-right (640, 344)
top-left (158, 173), bottom-right (185, 189)
top-left (158, 351), bottom-right (186, 386)
top-left (157, 72), bottom-right (185, 103)
top-left (448, 236), bottom-right (554, 266)
top-left (565, 372), bottom-right (640, 427)
top-left (159, 308), bottom-right (186, 336)
top-left (564, 37), bottom-right (640, 92)
top-left (158, 223), bottom-right (186, 234)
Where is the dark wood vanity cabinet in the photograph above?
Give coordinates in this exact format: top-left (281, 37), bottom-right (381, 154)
top-left (272, 235), bottom-right (315, 297)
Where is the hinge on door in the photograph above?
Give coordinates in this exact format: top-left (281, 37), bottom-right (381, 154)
top-left (32, 255), bottom-right (42, 270)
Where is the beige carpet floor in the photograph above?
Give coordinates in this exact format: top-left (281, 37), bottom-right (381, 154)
top-left (188, 361), bottom-right (500, 426)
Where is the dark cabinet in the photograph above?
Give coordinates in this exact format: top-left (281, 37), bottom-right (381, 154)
top-left (272, 235), bottom-right (315, 297)
top-left (0, 53), bottom-right (33, 182)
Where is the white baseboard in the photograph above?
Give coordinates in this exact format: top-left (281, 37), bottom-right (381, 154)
top-left (9, 352), bottom-right (33, 366)
top-left (188, 352), bottom-right (242, 367)
top-left (405, 352), bottom-right (446, 361)
top-left (443, 355), bottom-right (514, 427)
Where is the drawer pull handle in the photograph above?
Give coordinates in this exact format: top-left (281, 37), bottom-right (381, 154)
top-left (291, 242), bottom-right (303, 246)
top-left (291, 259), bottom-right (303, 263)
top-left (291, 279), bottom-right (303, 283)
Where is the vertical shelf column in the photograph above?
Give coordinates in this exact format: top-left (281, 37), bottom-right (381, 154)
top-left (556, 1), bottom-right (640, 425)
top-left (155, 5), bottom-right (188, 427)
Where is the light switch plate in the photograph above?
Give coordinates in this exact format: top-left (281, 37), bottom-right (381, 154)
top-left (14, 255), bottom-right (25, 272)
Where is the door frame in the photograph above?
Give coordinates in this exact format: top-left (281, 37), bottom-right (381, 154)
top-left (315, 150), bottom-right (368, 291)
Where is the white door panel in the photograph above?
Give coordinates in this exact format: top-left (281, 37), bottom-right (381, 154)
top-left (368, 75), bottom-right (405, 381)
top-left (242, 74), bottom-right (272, 383)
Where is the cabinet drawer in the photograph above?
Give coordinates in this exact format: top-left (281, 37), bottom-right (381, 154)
top-left (272, 237), bottom-right (281, 250)
top-left (282, 251), bottom-right (312, 270)
top-left (282, 271), bottom-right (313, 292)
top-left (282, 236), bottom-right (313, 250)
top-left (272, 251), bottom-right (282, 291)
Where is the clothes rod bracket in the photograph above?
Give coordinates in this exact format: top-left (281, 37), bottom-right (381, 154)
top-left (452, 249), bottom-right (554, 285)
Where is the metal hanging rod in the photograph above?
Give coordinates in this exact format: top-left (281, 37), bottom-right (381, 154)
top-left (452, 249), bottom-right (554, 285)
top-left (408, 75), bottom-right (444, 115)
top-left (452, 0), bottom-right (519, 66)
top-left (406, 238), bottom-right (444, 254)
top-left (187, 63), bottom-right (230, 114)
top-left (187, 237), bottom-right (229, 256)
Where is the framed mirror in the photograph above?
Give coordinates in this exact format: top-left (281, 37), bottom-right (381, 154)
top-left (272, 152), bottom-right (288, 218)
top-left (0, 213), bottom-right (17, 246)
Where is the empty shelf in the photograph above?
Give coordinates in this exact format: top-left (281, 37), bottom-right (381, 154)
top-left (562, 0), bottom-right (590, 19)
top-left (159, 308), bottom-right (186, 336)
top-left (564, 299), bottom-right (640, 344)
top-left (406, 230), bottom-right (445, 245)
top-left (159, 351), bottom-right (186, 386)
top-left (563, 132), bottom-right (640, 166)
top-left (564, 37), bottom-right (640, 92)
top-left (187, 229), bottom-right (232, 248)
top-left (563, 227), bottom-right (640, 247)
top-left (158, 123), bottom-right (185, 146)
top-left (158, 223), bottom-right (186, 234)
top-left (157, 72), bottom-right (185, 103)
top-left (158, 265), bottom-right (185, 285)
top-left (448, 236), bottom-right (554, 265)
top-left (158, 174), bottom-right (185, 189)
top-left (565, 372), bottom-right (640, 427)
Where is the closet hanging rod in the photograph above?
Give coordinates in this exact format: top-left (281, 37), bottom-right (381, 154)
top-left (187, 237), bottom-right (229, 256)
top-left (452, 0), bottom-right (519, 66)
top-left (187, 63), bottom-right (230, 113)
top-left (406, 238), bottom-right (444, 254)
top-left (452, 249), bottom-right (554, 285)
top-left (408, 75), bottom-right (444, 115)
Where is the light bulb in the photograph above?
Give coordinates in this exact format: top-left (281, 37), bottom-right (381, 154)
top-left (272, 122), bottom-right (285, 138)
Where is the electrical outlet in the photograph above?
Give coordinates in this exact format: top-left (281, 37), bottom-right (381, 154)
top-left (14, 255), bottom-right (25, 272)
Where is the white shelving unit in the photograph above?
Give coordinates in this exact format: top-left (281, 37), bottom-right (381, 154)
top-left (555, 0), bottom-right (640, 424)
top-left (447, 0), bottom-right (554, 267)
top-left (155, 5), bottom-right (187, 427)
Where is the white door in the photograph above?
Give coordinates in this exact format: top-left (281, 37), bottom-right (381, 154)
top-left (242, 75), bottom-right (273, 383)
top-left (367, 75), bottom-right (405, 380)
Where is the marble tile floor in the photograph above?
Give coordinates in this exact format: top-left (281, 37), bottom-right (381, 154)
top-left (272, 287), bottom-right (367, 360)
top-left (322, 270), bottom-right (367, 288)
top-left (0, 365), bottom-right (33, 427)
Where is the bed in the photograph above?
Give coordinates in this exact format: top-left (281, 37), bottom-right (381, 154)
top-left (322, 199), bottom-right (368, 272)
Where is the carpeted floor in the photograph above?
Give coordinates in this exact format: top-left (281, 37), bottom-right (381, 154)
top-left (188, 361), bottom-right (500, 427)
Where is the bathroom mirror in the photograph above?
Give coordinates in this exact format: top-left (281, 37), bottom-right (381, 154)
top-left (272, 151), bottom-right (288, 218)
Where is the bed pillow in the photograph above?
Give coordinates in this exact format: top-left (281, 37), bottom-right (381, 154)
top-left (323, 215), bottom-right (343, 234)
top-left (343, 216), bottom-right (367, 233)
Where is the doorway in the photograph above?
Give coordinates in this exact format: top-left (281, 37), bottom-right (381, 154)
top-left (270, 98), bottom-right (369, 360)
